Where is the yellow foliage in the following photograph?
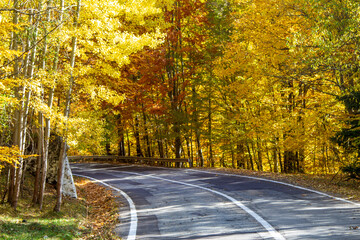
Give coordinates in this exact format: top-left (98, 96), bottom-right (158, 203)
top-left (0, 146), bottom-right (20, 173)
top-left (84, 85), bottom-right (125, 108)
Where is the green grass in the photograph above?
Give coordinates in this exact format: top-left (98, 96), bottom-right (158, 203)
top-left (0, 173), bottom-right (88, 240)
top-left (0, 218), bottom-right (80, 240)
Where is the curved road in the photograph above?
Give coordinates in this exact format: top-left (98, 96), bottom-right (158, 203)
top-left (71, 163), bottom-right (360, 240)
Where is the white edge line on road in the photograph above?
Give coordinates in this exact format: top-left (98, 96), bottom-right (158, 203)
top-left (107, 164), bottom-right (360, 207)
top-left (187, 169), bottom-right (360, 207)
top-left (116, 170), bottom-right (285, 240)
top-left (73, 173), bottom-right (137, 240)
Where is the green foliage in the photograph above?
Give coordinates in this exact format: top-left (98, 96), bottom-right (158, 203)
top-left (341, 160), bottom-right (360, 180)
top-left (333, 90), bottom-right (360, 153)
top-left (206, 0), bottom-right (234, 55)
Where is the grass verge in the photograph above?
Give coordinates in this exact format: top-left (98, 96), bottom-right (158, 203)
top-left (0, 174), bottom-right (120, 240)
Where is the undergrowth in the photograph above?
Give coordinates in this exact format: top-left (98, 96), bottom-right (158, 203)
top-left (0, 173), bottom-right (120, 239)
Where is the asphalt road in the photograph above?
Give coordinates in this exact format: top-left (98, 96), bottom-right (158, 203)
top-left (71, 163), bottom-right (360, 240)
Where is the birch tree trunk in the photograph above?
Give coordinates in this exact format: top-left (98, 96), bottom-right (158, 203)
top-left (33, 0), bottom-right (56, 207)
top-left (8, 0), bottom-right (20, 205)
top-left (13, 4), bottom-right (41, 209)
top-left (11, 1), bottom-right (41, 209)
top-left (54, 0), bottom-right (81, 212)
top-left (11, 86), bottom-right (25, 209)
top-left (39, 0), bottom-right (56, 210)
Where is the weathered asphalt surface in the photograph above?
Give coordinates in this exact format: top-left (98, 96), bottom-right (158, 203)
top-left (71, 163), bottom-right (360, 240)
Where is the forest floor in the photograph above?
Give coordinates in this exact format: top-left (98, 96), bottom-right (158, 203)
top-left (0, 174), bottom-right (120, 239)
top-left (200, 167), bottom-right (360, 202)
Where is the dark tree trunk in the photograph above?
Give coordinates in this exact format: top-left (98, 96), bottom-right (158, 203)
top-left (126, 130), bottom-right (131, 156)
top-left (196, 135), bottom-right (204, 167)
top-left (230, 142), bottom-right (235, 168)
top-left (157, 138), bottom-right (164, 158)
top-left (284, 150), bottom-right (297, 173)
top-left (246, 143), bottom-right (254, 170)
top-left (185, 136), bottom-right (191, 159)
top-left (174, 124), bottom-right (181, 167)
top-left (256, 137), bottom-right (263, 171)
top-left (237, 143), bottom-right (245, 169)
top-left (105, 142), bottom-right (111, 155)
top-left (208, 98), bottom-right (214, 167)
top-left (134, 115), bottom-right (143, 157)
top-left (142, 109), bottom-right (151, 157)
top-left (117, 115), bottom-right (125, 156)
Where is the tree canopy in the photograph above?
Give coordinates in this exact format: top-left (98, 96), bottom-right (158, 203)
top-left (1, 0), bottom-right (360, 210)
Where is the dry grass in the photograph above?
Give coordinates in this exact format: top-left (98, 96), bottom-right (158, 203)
top-left (75, 177), bottom-right (121, 239)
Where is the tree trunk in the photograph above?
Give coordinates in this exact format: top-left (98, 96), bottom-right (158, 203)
top-left (134, 115), bottom-right (143, 157)
top-left (105, 142), bottom-right (111, 155)
top-left (230, 142), bottom-right (235, 168)
top-left (13, 66), bottom-right (34, 208)
top-left (185, 136), bottom-right (191, 160)
top-left (15, 1), bottom-right (42, 209)
top-left (38, 0), bottom-right (58, 210)
top-left (39, 87), bottom-right (54, 210)
top-left (192, 86), bottom-right (204, 167)
top-left (246, 142), bottom-right (254, 170)
top-left (2, 168), bottom-right (11, 204)
top-left (126, 130), bottom-right (131, 156)
top-left (32, 112), bottom-right (44, 205)
top-left (142, 108), bottom-right (151, 157)
top-left (54, 0), bottom-right (80, 212)
top-left (284, 150), bottom-right (296, 173)
top-left (273, 148), bottom-right (278, 173)
top-left (8, 0), bottom-right (20, 207)
top-left (12, 89), bottom-right (31, 209)
top-left (237, 143), bottom-right (245, 169)
top-left (157, 137), bottom-right (164, 158)
top-left (208, 97), bottom-right (214, 167)
top-left (174, 124), bottom-right (181, 167)
top-left (117, 115), bottom-right (126, 156)
top-left (256, 137), bottom-right (263, 171)
top-left (266, 146), bottom-right (273, 172)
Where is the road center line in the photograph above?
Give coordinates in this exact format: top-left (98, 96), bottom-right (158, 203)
top-left (111, 170), bottom-right (286, 240)
top-left (73, 173), bottom-right (137, 240)
top-left (187, 169), bottom-right (360, 207)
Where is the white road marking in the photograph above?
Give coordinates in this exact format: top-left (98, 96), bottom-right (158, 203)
top-left (187, 169), bottom-right (360, 207)
top-left (115, 170), bottom-right (286, 240)
top-left (73, 173), bottom-right (137, 240)
top-left (98, 164), bottom-right (360, 206)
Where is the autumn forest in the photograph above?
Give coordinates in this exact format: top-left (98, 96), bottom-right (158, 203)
top-left (1, 0), bottom-right (360, 209)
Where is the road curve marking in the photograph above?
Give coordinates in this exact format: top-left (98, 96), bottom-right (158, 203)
top-left (117, 170), bottom-right (286, 240)
top-left (73, 173), bottom-right (137, 240)
top-left (187, 169), bottom-right (360, 207)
